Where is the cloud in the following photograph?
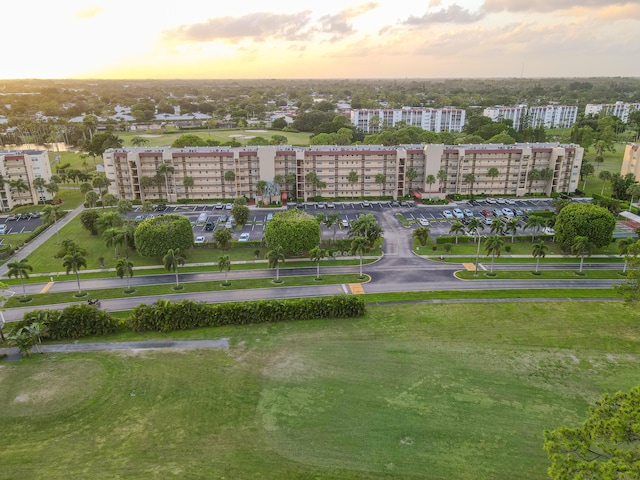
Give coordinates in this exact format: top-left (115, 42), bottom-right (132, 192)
top-left (483, 0), bottom-right (637, 13)
top-left (317, 2), bottom-right (379, 39)
top-left (166, 11), bottom-right (314, 43)
top-left (595, 2), bottom-right (640, 19)
top-left (404, 4), bottom-right (486, 25)
top-left (76, 6), bottom-right (103, 19)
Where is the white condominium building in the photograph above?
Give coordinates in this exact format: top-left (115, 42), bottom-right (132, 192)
top-left (350, 107), bottom-right (466, 134)
top-left (104, 143), bottom-right (583, 203)
top-left (585, 102), bottom-right (640, 123)
top-left (0, 150), bottom-right (53, 210)
top-left (482, 105), bottom-right (529, 130)
top-left (621, 143), bottom-right (640, 182)
top-left (528, 105), bottom-right (578, 129)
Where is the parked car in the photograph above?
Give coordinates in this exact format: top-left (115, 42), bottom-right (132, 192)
top-left (469, 199), bottom-right (480, 206)
top-left (505, 198), bottom-right (516, 205)
top-left (194, 236), bottom-right (205, 244)
top-left (29, 212), bottom-right (41, 218)
top-left (442, 210), bottom-right (454, 219)
top-left (225, 220), bottom-right (233, 229)
top-left (238, 233), bottom-right (250, 242)
top-left (362, 200), bottom-right (371, 207)
top-left (266, 213), bottom-right (273, 221)
top-left (134, 215), bottom-right (144, 221)
top-left (418, 218), bottom-right (430, 227)
top-left (515, 209), bottom-right (523, 216)
top-left (215, 203), bottom-right (223, 209)
top-left (542, 227), bottom-right (555, 235)
top-left (484, 217), bottom-right (493, 225)
top-left (155, 203), bottom-right (167, 211)
top-left (496, 198), bottom-right (506, 204)
top-left (463, 209), bottom-right (474, 217)
top-left (486, 197), bottom-right (496, 204)
top-left (0, 224), bottom-right (6, 234)
top-left (481, 209), bottom-right (493, 217)
top-left (205, 222), bottom-right (214, 231)
top-left (18, 213), bottom-right (30, 220)
top-left (493, 209), bottom-right (504, 217)
top-left (225, 203), bottom-right (232, 210)
top-left (502, 208), bottom-right (514, 217)
top-left (453, 208), bottom-right (464, 219)
top-left (327, 202), bottom-right (335, 208)
top-left (219, 214), bottom-right (228, 223)
top-left (400, 200), bottom-right (410, 206)
top-left (341, 219), bottom-right (349, 228)
top-left (6, 214), bottom-right (16, 221)
top-left (317, 202), bottom-right (326, 209)
top-left (390, 201), bottom-right (400, 207)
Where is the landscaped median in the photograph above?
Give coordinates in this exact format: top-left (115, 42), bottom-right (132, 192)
top-left (4, 274), bottom-right (370, 308)
top-left (454, 269), bottom-right (626, 280)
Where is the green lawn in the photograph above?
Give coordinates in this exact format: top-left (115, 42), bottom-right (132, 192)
top-left (1, 301), bottom-right (639, 479)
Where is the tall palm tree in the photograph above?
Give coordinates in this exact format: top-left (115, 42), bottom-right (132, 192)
top-left (265, 245), bottom-right (285, 282)
top-left (218, 255), bottom-right (231, 285)
top-left (7, 258), bottom-right (32, 298)
top-left (527, 168), bottom-right (540, 192)
top-left (140, 176), bottom-right (155, 201)
top-left (115, 258), bottom-right (134, 291)
top-left (467, 217), bottom-right (484, 243)
top-left (449, 221), bottom-right (465, 244)
top-left (163, 248), bottom-right (186, 287)
top-left (350, 236), bottom-right (368, 277)
top-left (524, 215), bottom-right (546, 241)
top-left (490, 218), bottom-right (505, 236)
top-left (80, 182), bottom-right (93, 195)
top-left (103, 227), bottom-right (123, 257)
top-left (484, 235), bottom-right (504, 274)
top-left (326, 212), bottom-right (341, 243)
top-left (437, 168), bottom-right (447, 193)
top-left (117, 199), bottom-right (133, 215)
top-left (33, 177), bottom-right (47, 204)
top-left (531, 241), bottom-right (548, 273)
top-left (425, 174), bottom-right (436, 199)
top-left (405, 167), bottom-right (418, 195)
top-left (256, 180), bottom-right (268, 203)
top-left (375, 173), bottom-right (387, 196)
top-left (285, 172), bottom-right (297, 197)
top-left (463, 173), bottom-right (476, 197)
top-left (120, 224), bottom-right (136, 258)
top-left (309, 246), bottom-right (326, 280)
top-left (157, 163), bottom-right (175, 199)
top-left (487, 167), bottom-right (499, 194)
top-left (45, 181), bottom-right (59, 200)
top-left (505, 218), bottom-right (520, 243)
top-left (183, 176), bottom-right (194, 200)
top-left (10, 178), bottom-right (29, 204)
top-left (92, 174), bottom-right (110, 208)
top-left (599, 170), bottom-right (612, 195)
top-left (62, 251), bottom-right (88, 294)
top-left (224, 170), bottom-right (236, 198)
top-left (42, 204), bottom-right (64, 244)
top-left (131, 136), bottom-right (149, 147)
top-left (572, 235), bottom-right (594, 273)
top-left (347, 170), bottom-right (359, 199)
top-left (539, 167), bottom-right (554, 191)
top-left (618, 237), bottom-right (637, 273)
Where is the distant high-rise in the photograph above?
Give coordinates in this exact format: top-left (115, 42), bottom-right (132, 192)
top-left (350, 107), bottom-right (466, 134)
top-left (585, 102), bottom-right (640, 123)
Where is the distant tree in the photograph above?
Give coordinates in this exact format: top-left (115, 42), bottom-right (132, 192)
top-left (463, 173), bottom-right (476, 196)
top-left (224, 170), bottom-right (236, 197)
top-left (92, 174), bottom-right (110, 207)
top-left (271, 117), bottom-right (287, 130)
top-left (326, 212), bottom-right (341, 243)
top-left (308, 246), bottom-right (327, 280)
top-left (618, 237), bottom-right (636, 274)
top-left (85, 190), bottom-right (99, 209)
top-left (102, 193), bottom-right (117, 208)
top-left (528, 168), bottom-right (541, 191)
top-left (425, 174), bottom-right (436, 198)
top-left (141, 200), bottom-right (154, 213)
top-left (347, 170), bottom-right (359, 198)
top-left (375, 173), bottom-right (387, 196)
top-left (487, 167), bottom-right (499, 193)
top-left (579, 162), bottom-right (594, 191)
top-left (598, 170), bottom-right (612, 195)
top-left (130, 136), bottom-right (149, 147)
top-left (117, 199), bottom-right (133, 215)
top-left (231, 203), bottom-right (249, 227)
top-left (157, 163), bottom-right (174, 199)
top-left (406, 168), bottom-right (418, 193)
top-left (171, 134), bottom-right (207, 148)
top-left (33, 177), bottom-right (47, 204)
top-left (79, 182), bottom-right (93, 195)
top-left (544, 385), bottom-right (640, 479)
top-left (437, 168), bottom-right (447, 193)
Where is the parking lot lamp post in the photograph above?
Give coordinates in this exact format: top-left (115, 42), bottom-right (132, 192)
top-left (474, 236), bottom-right (486, 276)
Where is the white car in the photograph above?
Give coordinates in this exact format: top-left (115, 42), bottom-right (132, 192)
top-left (194, 236), bottom-right (205, 244)
top-left (225, 203), bottom-right (232, 210)
top-left (505, 198), bottom-right (516, 205)
top-left (453, 208), bottom-right (464, 219)
top-left (238, 233), bottom-right (250, 242)
top-left (342, 219), bottom-right (349, 228)
top-left (502, 208), bottom-right (514, 217)
top-left (327, 202), bottom-right (335, 208)
top-left (496, 198), bottom-right (506, 204)
top-left (442, 210), bottom-right (454, 219)
top-left (463, 209), bottom-right (474, 217)
top-left (486, 197), bottom-right (497, 204)
top-left (362, 200), bottom-right (371, 207)
top-left (542, 227), bottom-right (555, 235)
top-left (419, 218), bottom-right (430, 227)
top-left (484, 217), bottom-right (493, 225)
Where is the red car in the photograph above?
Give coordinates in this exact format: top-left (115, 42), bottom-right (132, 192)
top-left (481, 209), bottom-right (493, 217)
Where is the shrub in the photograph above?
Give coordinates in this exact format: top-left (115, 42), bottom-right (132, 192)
top-left (126, 296), bottom-right (365, 333)
top-left (12, 305), bottom-right (119, 340)
top-left (134, 214), bottom-right (194, 257)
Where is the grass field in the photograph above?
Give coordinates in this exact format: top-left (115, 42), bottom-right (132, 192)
top-left (1, 301), bottom-right (639, 479)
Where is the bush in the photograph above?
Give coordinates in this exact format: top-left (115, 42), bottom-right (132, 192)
top-left (126, 296), bottom-right (365, 333)
top-left (134, 214), bottom-right (194, 257)
top-left (12, 305), bottom-right (119, 340)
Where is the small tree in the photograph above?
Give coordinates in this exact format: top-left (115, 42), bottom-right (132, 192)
top-left (218, 255), bottom-right (231, 285)
top-left (347, 170), bottom-right (359, 198)
top-left (115, 258), bottom-right (134, 291)
top-left (326, 212), bottom-right (341, 243)
top-left (413, 227), bottom-right (431, 247)
top-left (309, 246), bottom-right (326, 280)
top-left (449, 221), bottom-right (465, 244)
top-left (484, 235), bottom-right (504, 274)
top-left (350, 236), bottom-right (368, 277)
top-left (231, 203), bottom-right (250, 227)
top-left (505, 217), bottom-right (519, 243)
top-left (618, 237), bottom-right (636, 273)
top-left (265, 245), bottom-right (286, 282)
top-left (7, 258), bottom-right (32, 298)
top-left (467, 217), bottom-right (484, 243)
top-left (531, 241), bottom-right (548, 273)
top-left (572, 235), bottom-right (594, 273)
top-left (375, 173), bottom-right (387, 196)
top-left (463, 173), bottom-right (476, 197)
top-left (85, 190), bottom-right (99, 209)
top-left (183, 176), bottom-right (195, 200)
top-left (214, 227), bottom-right (232, 249)
top-left (487, 167), bottom-right (499, 193)
top-left (524, 215), bottom-right (546, 242)
top-left (163, 248), bottom-right (186, 287)
top-left (62, 251), bottom-right (88, 294)
top-left (425, 174), bottom-right (436, 198)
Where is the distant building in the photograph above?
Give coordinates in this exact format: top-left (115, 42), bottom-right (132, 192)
top-left (0, 150), bottom-right (53, 210)
top-left (103, 143), bottom-right (582, 203)
top-left (621, 143), bottom-right (640, 182)
top-left (527, 105), bottom-right (578, 129)
top-left (585, 102), bottom-right (640, 123)
top-left (350, 107), bottom-right (466, 134)
top-left (483, 105), bottom-right (529, 130)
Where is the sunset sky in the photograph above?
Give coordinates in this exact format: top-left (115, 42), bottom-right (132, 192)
top-left (6, 0), bottom-right (640, 79)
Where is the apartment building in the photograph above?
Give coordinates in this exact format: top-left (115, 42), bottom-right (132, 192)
top-left (482, 105), bottom-right (529, 130)
top-left (350, 107), bottom-right (466, 134)
top-left (585, 102), bottom-right (640, 123)
top-left (104, 143), bottom-right (582, 203)
top-left (621, 143), bottom-right (640, 182)
top-left (527, 105), bottom-right (578, 129)
top-left (0, 150), bottom-right (53, 210)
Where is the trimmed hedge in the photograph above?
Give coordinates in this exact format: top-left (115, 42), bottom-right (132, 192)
top-left (127, 295), bottom-right (366, 333)
top-left (12, 304), bottom-right (119, 340)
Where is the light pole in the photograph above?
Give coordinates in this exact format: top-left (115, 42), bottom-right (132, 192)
top-left (474, 235), bottom-right (486, 276)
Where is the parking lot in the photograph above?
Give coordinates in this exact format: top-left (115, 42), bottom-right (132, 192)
top-left (0, 213), bottom-right (44, 244)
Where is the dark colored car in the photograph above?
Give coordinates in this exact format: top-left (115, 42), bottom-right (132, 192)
top-left (205, 222), bottom-right (214, 231)
top-left (155, 203), bottom-right (167, 211)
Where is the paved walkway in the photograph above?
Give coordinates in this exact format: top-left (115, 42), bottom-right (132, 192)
top-left (1, 338), bottom-right (229, 361)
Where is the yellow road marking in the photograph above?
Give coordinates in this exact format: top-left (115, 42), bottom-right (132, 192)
top-left (349, 283), bottom-right (365, 294)
top-left (39, 281), bottom-right (55, 294)
top-left (462, 263), bottom-right (477, 271)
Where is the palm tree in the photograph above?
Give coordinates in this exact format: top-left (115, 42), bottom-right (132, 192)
top-left (7, 258), bottom-right (32, 298)
top-left (120, 224), bottom-right (136, 258)
top-left (437, 168), bottom-right (447, 193)
top-left (45, 181), bottom-right (59, 200)
top-left (527, 168), bottom-right (540, 192)
top-left (265, 245), bottom-right (286, 282)
top-left (157, 163), bottom-right (175, 199)
top-left (309, 246), bottom-right (326, 280)
top-left (80, 182), bottom-right (93, 195)
top-left (92, 174), bottom-right (110, 208)
top-left (463, 173), bottom-right (476, 197)
top-left (103, 227), bottom-right (123, 257)
top-left (524, 215), bottom-right (546, 241)
top-left (131, 136), bottom-right (149, 147)
top-left (285, 172), bottom-right (297, 197)
top-left (42, 204), bottom-right (64, 244)
top-left (350, 236), bottom-right (368, 277)
top-left (539, 167), bottom-right (554, 191)
top-left (375, 173), bottom-right (387, 196)
top-left (62, 251), bottom-right (88, 294)
top-left (256, 180), bottom-right (268, 204)
top-left (572, 235), bottom-right (594, 273)
top-left (326, 212), bottom-right (341, 243)
top-left (183, 176), bottom-right (195, 200)
top-left (505, 218), bottom-right (520, 243)
top-left (599, 170), bottom-right (612, 195)
top-left (467, 217), bottom-right (484, 243)
top-left (163, 248), bottom-right (186, 287)
top-left (425, 174), bottom-right (436, 199)
top-left (140, 176), bottom-right (155, 201)
top-left (117, 199), bottom-right (133, 215)
top-left (218, 255), bottom-right (231, 285)
top-left (618, 237), bottom-right (636, 273)
top-left (627, 184), bottom-right (640, 212)
top-left (487, 167), bottom-right (499, 194)
top-left (449, 221), bottom-right (465, 244)
top-left (115, 258), bottom-right (134, 291)
top-left (484, 235), bottom-right (504, 274)
top-left (531, 241), bottom-right (548, 273)
top-left (33, 177), bottom-right (47, 204)
top-left (10, 178), bottom-right (29, 204)
top-left (490, 218), bottom-right (505, 236)
top-left (405, 167), bottom-right (418, 195)
top-left (224, 170), bottom-right (236, 197)
top-left (347, 170), bottom-right (359, 199)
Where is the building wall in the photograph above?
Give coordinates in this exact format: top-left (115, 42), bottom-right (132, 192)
top-left (350, 108), bottom-right (465, 134)
top-left (585, 102), bottom-right (640, 123)
top-left (621, 144), bottom-right (640, 182)
top-left (104, 143), bottom-right (583, 203)
top-left (0, 150), bottom-right (53, 210)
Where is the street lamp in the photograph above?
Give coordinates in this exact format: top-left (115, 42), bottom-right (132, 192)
top-left (474, 235), bottom-right (486, 276)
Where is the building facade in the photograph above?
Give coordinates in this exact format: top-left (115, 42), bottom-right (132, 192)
top-left (104, 143), bottom-right (583, 202)
top-left (527, 105), bottom-right (578, 129)
top-left (585, 102), bottom-right (640, 123)
top-left (482, 105), bottom-right (528, 130)
top-left (0, 150), bottom-right (53, 210)
top-left (621, 143), bottom-right (640, 182)
top-left (350, 107), bottom-right (466, 134)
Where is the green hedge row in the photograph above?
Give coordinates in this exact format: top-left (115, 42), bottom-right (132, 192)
top-left (11, 304), bottom-right (119, 340)
top-left (127, 296), bottom-right (366, 333)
